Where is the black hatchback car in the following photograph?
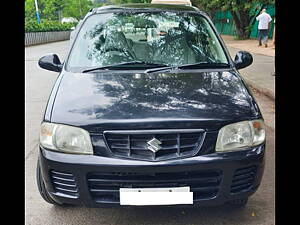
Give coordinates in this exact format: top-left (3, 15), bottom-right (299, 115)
top-left (37, 4), bottom-right (265, 208)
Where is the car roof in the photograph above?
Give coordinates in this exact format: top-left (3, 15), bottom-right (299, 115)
top-left (92, 3), bottom-right (204, 14)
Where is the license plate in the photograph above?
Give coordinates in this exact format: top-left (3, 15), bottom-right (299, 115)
top-left (119, 186), bottom-right (193, 205)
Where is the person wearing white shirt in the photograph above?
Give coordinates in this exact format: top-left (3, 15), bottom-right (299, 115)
top-left (256, 9), bottom-right (272, 47)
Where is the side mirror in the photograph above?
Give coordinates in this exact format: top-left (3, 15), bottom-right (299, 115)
top-left (38, 54), bottom-right (63, 72)
top-left (234, 51), bottom-right (253, 70)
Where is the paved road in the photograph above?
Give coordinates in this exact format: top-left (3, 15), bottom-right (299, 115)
top-left (227, 46), bottom-right (275, 100)
top-left (25, 40), bottom-right (275, 225)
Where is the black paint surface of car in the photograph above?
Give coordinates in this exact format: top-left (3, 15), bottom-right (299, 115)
top-left (37, 4), bottom-right (264, 208)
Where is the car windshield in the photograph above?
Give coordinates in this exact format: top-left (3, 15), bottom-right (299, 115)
top-left (66, 11), bottom-right (229, 72)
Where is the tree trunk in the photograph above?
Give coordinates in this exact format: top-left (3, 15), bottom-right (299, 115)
top-left (231, 10), bottom-right (251, 39)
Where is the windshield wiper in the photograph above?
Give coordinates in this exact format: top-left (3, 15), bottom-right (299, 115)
top-left (82, 61), bottom-right (168, 73)
top-left (145, 62), bottom-right (230, 73)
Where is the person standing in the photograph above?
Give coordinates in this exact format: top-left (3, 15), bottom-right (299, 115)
top-left (256, 9), bottom-right (272, 47)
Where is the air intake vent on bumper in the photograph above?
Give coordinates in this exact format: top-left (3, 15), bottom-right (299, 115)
top-left (231, 166), bottom-right (257, 194)
top-left (50, 170), bottom-right (78, 198)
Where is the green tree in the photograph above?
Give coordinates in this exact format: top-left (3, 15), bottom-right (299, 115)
top-left (25, 0), bottom-right (36, 21)
top-left (25, 0), bottom-right (95, 23)
top-left (191, 0), bottom-right (275, 39)
top-left (42, 0), bottom-right (65, 20)
top-left (25, 0), bottom-right (63, 21)
top-left (62, 0), bottom-right (93, 20)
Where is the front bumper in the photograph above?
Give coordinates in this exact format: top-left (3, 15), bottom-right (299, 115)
top-left (38, 145), bottom-right (265, 207)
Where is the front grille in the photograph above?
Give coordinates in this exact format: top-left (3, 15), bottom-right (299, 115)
top-left (103, 129), bottom-right (205, 161)
top-left (231, 166), bottom-right (257, 194)
top-left (87, 170), bottom-right (222, 203)
top-left (50, 170), bottom-right (78, 197)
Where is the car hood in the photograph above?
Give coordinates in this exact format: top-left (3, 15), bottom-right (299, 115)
top-left (50, 70), bottom-right (258, 131)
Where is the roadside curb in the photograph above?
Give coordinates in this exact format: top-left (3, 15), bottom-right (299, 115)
top-left (25, 39), bottom-right (70, 48)
top-left (243, 77), bottom-right (275, 101)
top-left (25, 31), bottom-right (71, 47)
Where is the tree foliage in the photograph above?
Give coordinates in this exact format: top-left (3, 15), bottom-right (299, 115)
top-left (25, 20), bottom-right (76, 32)
top-left (25, 0), bottom-right (95, 22)
top-left (25, 0), bottom-right (37, 20)
top-left (62, 0), bottom-right (93, 20)
top-left (42, 0), bottom-right (65, 20)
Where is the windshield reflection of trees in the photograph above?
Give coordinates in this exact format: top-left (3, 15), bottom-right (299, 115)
top-left (82, 12), bottom-right (223, 67)
top-left (69, 72), bottom-right (250, 120)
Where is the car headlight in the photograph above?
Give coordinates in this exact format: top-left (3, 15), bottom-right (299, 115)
top-left (39, 122), bottom-right (93, 154)
top-left (215, 119), bottom-right (265, 152)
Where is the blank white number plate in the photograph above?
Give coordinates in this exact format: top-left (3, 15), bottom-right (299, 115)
top-left (119, 186), bottom-right (193, 205)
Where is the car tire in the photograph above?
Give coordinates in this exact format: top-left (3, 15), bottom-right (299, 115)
top-left (36, 160), bottom-right (63, 206)
top-left (228, 198), bottom-right (248, 207)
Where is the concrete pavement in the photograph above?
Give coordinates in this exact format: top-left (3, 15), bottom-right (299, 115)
top-left (222, 35), bottom-right (275, 100)
top-left (221, 35), bottom-right (275, 57)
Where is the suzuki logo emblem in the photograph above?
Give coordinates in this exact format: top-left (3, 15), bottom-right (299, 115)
top-left (147, 138), bottom-right (162, 153)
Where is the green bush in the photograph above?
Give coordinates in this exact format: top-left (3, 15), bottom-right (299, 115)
top-left (25, 20), bottom-right (77, 32)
